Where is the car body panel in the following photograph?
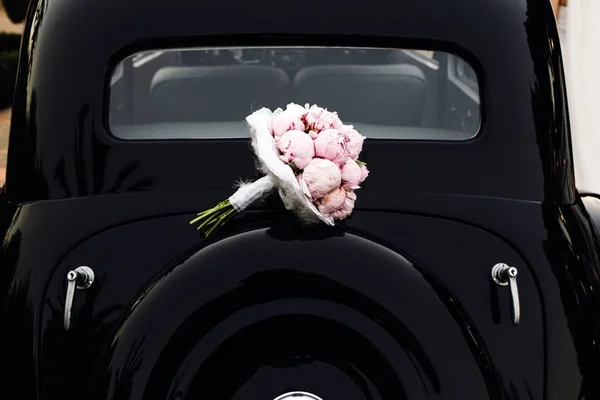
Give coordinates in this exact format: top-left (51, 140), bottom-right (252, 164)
top-left (1, 0), bottom-right (599, 399)
top-left (7, 0), bottom-right (574, 204)
top-left (2, 192), bottom-right (599, 398)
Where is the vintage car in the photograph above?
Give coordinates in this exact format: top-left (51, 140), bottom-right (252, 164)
top-left (1, 0), bottom-right (600, 399)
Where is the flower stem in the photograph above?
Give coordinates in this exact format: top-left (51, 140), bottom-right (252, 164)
top-left (190, 200), bottom-right (238, 237)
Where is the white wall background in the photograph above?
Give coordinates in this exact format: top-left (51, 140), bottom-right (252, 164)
top-left (559, 2), bottom-right (600, 194)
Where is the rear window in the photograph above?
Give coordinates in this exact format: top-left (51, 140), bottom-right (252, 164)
top-left (108, 46), bottom-right (481, 141)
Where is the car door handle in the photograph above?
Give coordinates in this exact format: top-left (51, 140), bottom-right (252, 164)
top-left (64, 266), bottom-right (95, 330)
top-left (491, 263), bottom-right (520, 325)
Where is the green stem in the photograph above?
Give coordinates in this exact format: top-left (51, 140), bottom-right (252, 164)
top-left (204, 208), bottom-right (237, 237)
top-left (189, 200), bottom-right (232, 225)
top-left (190, 199), bottom-right (238, 238)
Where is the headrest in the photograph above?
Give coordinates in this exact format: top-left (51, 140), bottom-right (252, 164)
top-left (293, 64), bottom-right (426, 126)
top-left (150, 66), bottom-right (290, 122)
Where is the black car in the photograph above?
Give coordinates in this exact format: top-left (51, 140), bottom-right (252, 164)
top-left (1, 0), bottom-right (600, 399)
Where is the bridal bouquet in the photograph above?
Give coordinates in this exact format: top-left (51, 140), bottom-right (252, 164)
top-left (190, 103), bottom-right (369, 237)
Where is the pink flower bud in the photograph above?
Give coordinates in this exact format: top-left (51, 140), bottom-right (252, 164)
top-left (339, 125), bottom-right (366, 160)
top-left (302, 158), bottom-right (342, 199)
top-left (313, 129), bottom-right (349, 165)
top-left (330, 190), bottom-right (357, 220)
top-left (285, 103), bottom-right (308, 118)
top-left (317, 189), bottom-right (357, 220)
top-left (359, 164), bottom-right (369, 183)
top-left (278, 130), bottom-right (315, 170)
top-left (341, 159), bottom-right (363, 189)
top-left (305, 105), bottom-right (342, 132)
top-left (270, 110), bottom-right (306, 140)
top-left (317, 187), bottom-right (347, 218)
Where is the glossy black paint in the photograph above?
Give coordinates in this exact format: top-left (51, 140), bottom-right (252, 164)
top-left (1, 0), bottom-right (599, 399)
top-left (6, 0), bottom-right (575, 204)
top-left (3, 194), bottom-right (600, 400)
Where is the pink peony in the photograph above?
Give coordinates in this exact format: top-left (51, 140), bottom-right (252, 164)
top-left (285, 103), bottom-right (308, 119)
top-left (314, 129), bottom-right (349, 165)
top-left (305, 105), bottom-right (342, 133)
top-left (270, 109), bottom-right (306, 140)
top-left (318, 187), bottom-right (347, 217)
top-left (319, 189), bottom-right (357, 220)
top-left (278, 130), bottom-right (315, 169)
top-left (360, 164), bottom-right (369, 182)
top-left (304, 105), bottom-right (323, 126)
top-left (331, 190), bottom-right (357, 220)
top-left (302, 158), bottom-right (342, 199)
top-left (341, 159), bottom-right (363, 189)
top-left (339, 125), bottom-right (366, 160)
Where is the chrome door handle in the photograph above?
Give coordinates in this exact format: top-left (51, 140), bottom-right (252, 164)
top-left (64, 266), bottom-right (95, 331)
top-left (491, 263), bottom-right (520, 325)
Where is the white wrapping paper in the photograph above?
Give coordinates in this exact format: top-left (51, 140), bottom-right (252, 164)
top-left (227, 108), bottom-right (334, 226)
top-left (229, 176), bottom-right (274, 212)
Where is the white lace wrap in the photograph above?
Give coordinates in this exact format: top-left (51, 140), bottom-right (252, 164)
top-left (227, 108), bottom-right (334, 226)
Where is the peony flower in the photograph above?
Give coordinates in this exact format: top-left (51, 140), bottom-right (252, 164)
top-left (331, 190), bottom-right (357, 220)
top-left (318, 187), bottom-right (347, 217)
top-left (305, 105), bottom-right (342, 132)
top-left (302, 158), bottom-right (342, 199)
top-left (270, 109), bottom-right (306, 140)
top-left (285, 103), bottom-right (308, 119)
top-left (304, 105), bottom-right (323, 123)
top-left (360, 164), bottom-right (369, 182)
top-left (278, 130), bottom-right (315, 170)
top-left (341, 159), bottom-right (363, 189)
top-left (339, 125), bottom-right (366, 160)
top-left (318, 189), bottom-right (357, 220)
top-left (314, 129), bottom-right (349, 165)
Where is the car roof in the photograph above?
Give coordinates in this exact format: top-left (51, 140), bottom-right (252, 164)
top-left (6, 0), bottom-right (574, 204)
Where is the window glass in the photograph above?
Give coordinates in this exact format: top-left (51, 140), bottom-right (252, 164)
top-left (108, 47), bottom-right (481, 141)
